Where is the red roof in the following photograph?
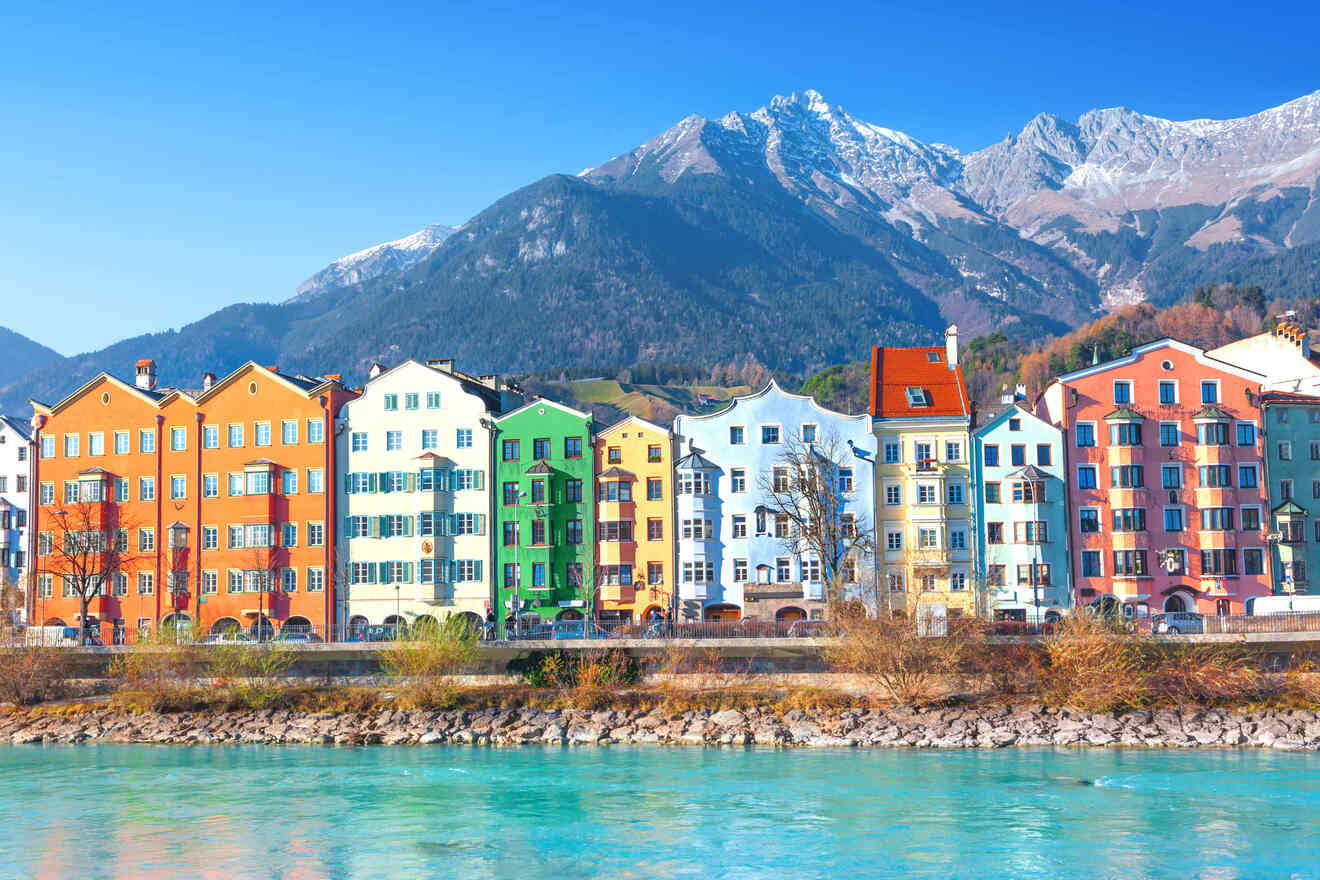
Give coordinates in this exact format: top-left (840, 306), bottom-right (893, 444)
top-left (869, 345), bottom-right (970, 418)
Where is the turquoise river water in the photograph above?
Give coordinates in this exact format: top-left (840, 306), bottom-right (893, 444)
top-left (0, 745), bottom-right (1317, 879)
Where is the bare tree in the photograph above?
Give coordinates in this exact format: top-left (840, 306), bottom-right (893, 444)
top-left (39, 499), bottom-right (144, 646)
top-left (757, 432), bottom-right (875, 611)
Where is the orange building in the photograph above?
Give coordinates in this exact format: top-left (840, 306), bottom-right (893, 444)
top-left (29, 360), bottom-right (355, 642)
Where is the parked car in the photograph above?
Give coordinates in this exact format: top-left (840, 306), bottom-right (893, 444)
top-left (199, 631), bottom-right (252, 645)
top-left (548, 621), bottom-right (614, 640)
top-left (1152, 612), bottom-right (1204, 635)
top-left (274, 630), bottom-right (322, 644)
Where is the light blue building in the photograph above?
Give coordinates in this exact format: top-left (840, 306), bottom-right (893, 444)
top-left (672, 381), bottom-right (874, 622)
top-left (972, 402), bottom-right (1071, 621)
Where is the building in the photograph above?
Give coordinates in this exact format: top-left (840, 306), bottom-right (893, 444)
top-left (672, 380), bottom-right (874, 622)
top-left (1208, 314), bottom-right (1320, 394)
top-left (869, 327), bottom-right (976, 616)
top-left (30, 360), bottom-right (355, 642)
top-left (336, 359), bottom-right (516, 633)
top-left (493, 399), bottom-right (594, 634)
top-left (1038, 339), bottom-right (1270, 616)
top-left (1258, 392), bottom-right (1320, 597)
top-left (0, 415), bottom-right (33, 623)
top-left (593, 416), bottom-right (676, 628)
top-left (972, 402), bottom-right (1071, 622)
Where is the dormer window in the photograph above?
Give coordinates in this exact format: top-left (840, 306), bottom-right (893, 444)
top-left (926, 352), bottom-right (940, 363)
top-left (905, 387), bottom-right (928, 408)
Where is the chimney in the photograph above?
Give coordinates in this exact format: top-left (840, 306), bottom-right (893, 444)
top-left (135, 359), bottom-right (157, 391)
top-left (202, 372), bottom-right (216, 391)
top-left (368, 363), bottom-right (386, 380)
top-left (323, 373), bottom-right (342, 382)
top-left (479, 373), bottom-right (499, 389)
top-left (1015, 383), bottom-right (1027, 400)
top-left (428, 358), bottom-right (455, 373)
top-left (944, 324), bottom-right (959, 369)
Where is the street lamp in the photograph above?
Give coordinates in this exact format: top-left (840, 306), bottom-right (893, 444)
top-left (846, 441), bottom-right (882, 617)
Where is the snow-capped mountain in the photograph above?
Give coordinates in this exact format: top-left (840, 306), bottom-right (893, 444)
top-left (292, 223), bottom-right (456, 300)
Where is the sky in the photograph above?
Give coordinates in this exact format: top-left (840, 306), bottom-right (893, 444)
top-left (1, 0), bottom-right (1318, 356)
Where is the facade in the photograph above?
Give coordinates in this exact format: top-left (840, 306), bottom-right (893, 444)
top-left (1259, 393), bottom-right (1320, 597)
top-left (1039, 339), bottom-right (1270, 616)
top-left (493, 399), bottom-right (594, 634)
top-left (672, 380), bottom-right (874, 622)
top-left (336, 360), bottom-right (513, 632)
top-left (0, 415), bottom-right (33, 623)
top-left (593, 417), bottom-right (675, 628)
top-left (1208, 315), bottom-right (1320, 394)
top-left (869, 327), bottom-right (976, 616)
top-left (30, 360), bottom-right (354, 642)
top-left (972, 403), bottom-right (1071, 622)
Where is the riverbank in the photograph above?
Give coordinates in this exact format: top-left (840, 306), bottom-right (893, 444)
top-left (5, 703), bottom-right (1320, 749)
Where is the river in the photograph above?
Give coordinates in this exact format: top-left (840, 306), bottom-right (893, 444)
top-left (0, 745), bottom-right (1316, 879)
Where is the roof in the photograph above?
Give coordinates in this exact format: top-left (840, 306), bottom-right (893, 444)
top-left (597, 415), bottom-right (672, 437)
top-left (1104, 407), bottom-right (1145, 421)
top-left (0, 415), bottom-right (30, 440)
top-left (496, 396), bottom-right (592, 424)
top-left (1260, 391), bottom-right (1320, 405)
top-left (1053, 338), bottom-right (1267, 385)
top-left (346, 358), bottom-right (504, 412)
top-left (675, 378), bottom-right (870, 426)
top-left (1273, 500), bottom-right (1309, 516)
top-left (598, 466), bottom-right (635, 479)
top-left (869, 345), bottom-right (970, 419)
top-left (1007, 465), bottom-right (1052, 481)
top-left (524, 461), bottom-right (554, 475)
top-left (1191, 405), bottom-right (1231, 421)
top-left (675, 440), bottom-right (718, 470)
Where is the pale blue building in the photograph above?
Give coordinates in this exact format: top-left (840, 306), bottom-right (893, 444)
top-left (972, 402), bottom-right (1072, 621)
top-left (672, 381), bottom-right (874, 621)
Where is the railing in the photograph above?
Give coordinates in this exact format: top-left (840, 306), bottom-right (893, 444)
top-left (1203, 613), bottom-right (1320, 634)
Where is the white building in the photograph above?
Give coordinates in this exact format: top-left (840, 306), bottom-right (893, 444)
top-left (1209, 315), bottom-right (1320, 392)
top-left (0, 415), bottom-right (33, 624)
top-left (335, 360), bottom-right (516, 632)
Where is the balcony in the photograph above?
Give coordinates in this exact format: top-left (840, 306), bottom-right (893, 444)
top-left (908, 460), bottom-right (948, 478)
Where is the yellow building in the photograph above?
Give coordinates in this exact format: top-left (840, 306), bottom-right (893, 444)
top-left (593, 417), bottom-right (675, 627)
top-left (870, 329), bottom-right (978, 617)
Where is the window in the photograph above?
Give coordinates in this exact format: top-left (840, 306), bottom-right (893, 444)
top-left (502, 439), bottom-right (520, 461)
top-left (1241, 507), bottom-right (1261, 531)
top-left (1035, 444), bottom-right (1051, 466)
top-left (915, 442), bottom-right (934, 469)
top-left (281, 470), bottom-right (298, 495)
top-left (41, 436), bottom-right (54, 459)
top-left (1196, 422), bottom-right (1229, 446)
top-left (730, 515), bottom-right (747, 539)
top-left (1081, 550), bottom-right (1102, 577)
top-left (1200, 508), bottom-right (1234, 531)
top-left (1158, 380), bottom-right (1177, 404)
top-left (1111, 508), bottom-right (1147, 532)
top-left (202, 474), bottom-right (219, 498)
top-left (883, 440), bottom-right (900, 463)
top-left (1159, 422), bottom-right (1180, 447)
top-left (1200, 549), bottom-right (1237, 576)
top-left (949, 529), bottom-right (967, 550)
top-left (533, 438), bottom-right (551, 460)
top-left (773, 515), bottom-right (790, 539)
top-left (775, 558), bottom-right (792, 583)
top-left (1015, 564), bottom-right (1051, 586)
top-left (919, 574), bottom-right (937, 592)
top-left (984, 482), bottom-right (1001, 503)
top-left (1012, 521), bottom-right (1048, 543)
top-left (772, 466), bottom-right (790, 492)
top-left (164, 427), bottom-right (184, 452)
top-left (983, 444), bottom-right (999, 466)
top-left (606, 446), bottom-right (621, 464)
top-left (1008, 418), bottom-right (1021, 432)
top-left (530, 479), bottom-right (545, 504)
top-left (112, 431), bottom-right (129, 455)
top-left (732, 559), bottom-right (747, 583)
top-left (564, 437), bottom-right (582, 459)
top-left (139, 477), bottom-right (155, 501)
top-left (647, 478), bottom-right (663, 500)
top-left (647, 519), bottom-right (663, 541)
top-left (1079, 509), bottom-right (1100, 533)
top-left (1280, 441), bottom-right (1293, 461)
top-left (279, 568), bottom-right (297, 594)
top-left (885, 485), bottom-right (901, 505)
top-left (1163, 508), bottom-right (1184, 532)
top-left (684, 562), bottom-right (716, 585)
top-left (1244, 549), bottom-right (1264, 576)
top-left (201, 526), bottom-right (218, 551)
top-left (677, 472), bottom-right (711, 495)
top-left (1200, 380), bottom-right (1219, 404)
top-left (1077, 466), bottom-right (1098, 490)
top-left (946, 482), bottom-right (964, 505)
top-left (64, 434), bottom-right (79, 457)
top-left (282, 523), bottom-right (297, 547)
top-left (1075, 423), bottom-right (1096, 448)
top-left (423, 391), bottom-right (441, 410)
top-left (945, 441), bottom-right (962, 462)
top-left (886, 530), bottom-right (903, 551)
top-left (1161, 465), bottom-right (1182, 490)
top-left (987, 523), bottom-right (1003, 544)
top-left (245, 470), bottom-right (271, 495)
top-left (227, 424), bottom-right (243, 448)
top-left (730, 426), bottom-right (744, 445)
top-left (918, 527), bottom-right (939, 549)
top-left (139, 528), bottom-right (155, 552)
top-left (1198, 465), bottom-right (1232, 488)
top-left (1312, 441), bottom-right (1320, 461)
top-left (1111, 466), bottom-right (1144, 488)
top-left (987, 565), bottom-right (1005, 587)
top-left (383, 394), bottom-right (398, 411)
top-left (565, 520), bottom-right (583, 544)
top-left (308, 469), bottom-right (323, 493)
top-left (1238, 465), bottom-right (1258, 489)
top-left (1282, 479), bottom-right (1294, 500)
top-left (801, 424), bottom-right (817, 443)
top-left (905, 387), bottom-right (928, 408)
top-left (1237, 422), bottom-right (1256, 447)
top-left (1010, 444), bottom-right (1026, 467)
top-left (1113, 381), bottom-right (1132, 404)
top-left (351, 432), bottom-right (368, 452)
top-left (566, 480), bottom-right (583, 503)
top-left (888, 573), bottom-right (906, 592)
top-left (761, 425), bottom-right (780, 444)
top-left (385, 431), bottom-right (403, 452)
top-left (307, 420), bottom-right (324, 444)
top-left (647, 444), bottom-right (662, 463)
top-left (138, 572), bottom-right (154, 595)
top-left (421, 430), bottom-right (438, 451)
top-left (917, 483), bottom-right (938, 504)
top-left (1112, 550), bottom-right (1148, 576)
top-left (1110, 422), bottom-right (1142, 446)
top-left (280, 420), bottom-right (298, 445)
top-left (839, 468), bottom-right (855, 493)
top-left (170, 475), bottom-right (186, 499)
top-left (255, 422), bottom-right (271, 447)
top-left (456, 429), bottom-right (473, 448)
top-left (403, 392), bottom-right (418, 411)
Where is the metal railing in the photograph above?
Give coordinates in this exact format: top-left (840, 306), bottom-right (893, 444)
top-left (1202, 613), bottom-right (1320, 634)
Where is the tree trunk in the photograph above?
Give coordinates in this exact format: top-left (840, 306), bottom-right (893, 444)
top-left (79, 596), bottom-right (89, 646)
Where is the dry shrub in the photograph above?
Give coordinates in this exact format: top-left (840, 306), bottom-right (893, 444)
top-left (974, 636), bottom-right (1047, 698)
top-left (206, 643), bottom-right (297, 710)
top-left (827, 615), bottom-right (970, 705)
top-left (1041, 614), bottom-right (1150, 712)
top-left (111, 628), bottom-right (205, 711)
top-left (0, 645), bottom-right (72, 705)
top-left (1145, 643), bottom-right (1265, 708)
top-left (773, 686), bottom-right (858, 714)
top-left (643, 644), bottom-right (754, 709)
top-left (380, 616), bottom-right (480, 708)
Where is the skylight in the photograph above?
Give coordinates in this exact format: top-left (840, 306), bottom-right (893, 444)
top-left (905, 387), bottom-right (928, 408)
top-left (926, 352), bottom-right (941, 363)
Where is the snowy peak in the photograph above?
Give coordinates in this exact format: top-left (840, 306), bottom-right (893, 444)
top-left (293, 223), bottom-right (456, 300)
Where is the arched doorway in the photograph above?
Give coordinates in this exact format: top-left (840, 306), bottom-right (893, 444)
top-left (348, 615), bottom-right (369, 639)
top-left (248, 615), bottom-right (275, 642)
top-left (283, 615), bottom-right (312, 634)
top-left (159, 613), bottom-right (192, 642)
top-left (1163, 593), bottom-right (1188, 613)
top-left (776, 606), bottom-right (807, 622)
top-left (412, 614), bottom-right (440, 638)
top-left (383, 614), bottom-right (407, 638)
top-left (210, 617), bottom-right (241, 635)
top-left (43, 617), bottom-right (67, 626)
top-left (556, 609), bottom-right (584, 621)
top-left (704, 604), bottom-right (741, 621)
top-left (456, 611), bottom-right (484, 633)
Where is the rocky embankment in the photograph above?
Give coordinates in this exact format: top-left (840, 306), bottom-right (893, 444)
top-left (4, 704), bottom-right (1320, 749)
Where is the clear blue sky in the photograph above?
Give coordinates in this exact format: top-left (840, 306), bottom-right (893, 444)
top-left (2, 0), bottom-right (1317, 355)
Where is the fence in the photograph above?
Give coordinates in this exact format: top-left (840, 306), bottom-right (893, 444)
top-left (1202, 613), bottom-right (1320, 634)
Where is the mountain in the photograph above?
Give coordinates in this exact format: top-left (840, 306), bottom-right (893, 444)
top-left (4, 89), bottom-right (1320, 413)
top-left (290, 224), bottom-right (455, 300)
top-left (0, 327), bottom-right (63, 394)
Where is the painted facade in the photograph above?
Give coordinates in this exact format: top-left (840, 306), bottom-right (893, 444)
top-left (972, 403), bottom-right (1071, 621)
top-left (869, 328), bottom-right (976, 616)
top-left (672, 381), bottom-right (874, 621)
top-left (30, 360), bottom-right (354, 642)
top-left (336, 360), bottom-right (512, 632)
top-left (1039, 340), bottom-right (1270, 616)
top-left (0, 415), bottom-right (33, 622)
top-left (1259, 393), bottom-right (1320, 596)
top-left (593, 417), bottom-right (675, 627)
top-left (493, 399), bottom-right (594, 634)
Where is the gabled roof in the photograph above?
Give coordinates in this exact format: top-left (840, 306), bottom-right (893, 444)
top-left (0, 415), bottom-right (31, 440)
top-left (525, 461), bottom-right (554, 475)
top-left (192, 361), bottom-right (341, 404)
top-left (598, 466), bottom-right (635, 479)
top-left (597, 415), bottom-right (672, 437)
top-left (496, 396), bottom-right (592, 424)
top-left (1260, 391), bottom-right (1320, 405)
top-left (1104, 407), bottom-right (1145, 421)
top-left (76, 466), bottom-right (112, 477)
top-left (1053, 338), bottom-right (1267, 385)
top-left (1191, 405), bottom-right (1231, 421)
top-left (675, 440), bottom-right (718, 470)
top-left (675, 379), bottom-right (870, 426)
top-left (1273, 500), bottom-right (1309, 516)
top-left (869, 346), bottom-right (969, 419)
top-left (32, 372), bottom-right (177, 416)
top-left (344, 358), bottom-right (503, 413)
top-left (972, 403), bottom-right (1059, 440)
top-left (1007, 465), bottom-right (1052, 482)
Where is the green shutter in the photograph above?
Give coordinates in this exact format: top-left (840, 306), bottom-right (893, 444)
top-left (403, 516), bottom-right (413, 538)
top-left (475, 514), bottom-right (485, 536)
top-left (367, 562), bottom-right (377, 584)
top-left (473, 560), bottom-right (482, 583)
top-left (344, 473), bottom-right (353, 494)
top-left (474, 470), bottom-right (484, 491)
top-left (403, 561), bottom-right (413, 583)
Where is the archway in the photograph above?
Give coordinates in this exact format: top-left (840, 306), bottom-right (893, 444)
top-left (456, 612), bottom-right (484, 637)
top-left (348, 615), bottom-right (369, 639)
top-left (210, 617), bottom-right (241, 635)
top-left (283, 615), bottom-right (313, 634)
top-left (412, 614), bottom-right (440, 638)
top-left (382, 614), bottom-right (407, 638)
top-left (1163, 594), bottom-right (1188, 613)
top-left (556, 609), bottom-right (584, 621)
top-left (43, 617), bottom-right (67, 626)
top-left (703, 604), bottom-right (741, 621)
top-left (248, 615), bottom-right (275, 642)
top-left (776, 606), bottom-right (807, 622)
top-left (159, 612), bottom-right (193, 642)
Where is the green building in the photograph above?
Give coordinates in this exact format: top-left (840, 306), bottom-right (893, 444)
top-left (1261, 392), bottom-right (1320, 596)
top-left (493, 398), bottom-right (594, 634)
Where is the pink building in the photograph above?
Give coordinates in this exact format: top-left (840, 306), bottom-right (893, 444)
top-left (1039, 340), bottom-right (1269, 616)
